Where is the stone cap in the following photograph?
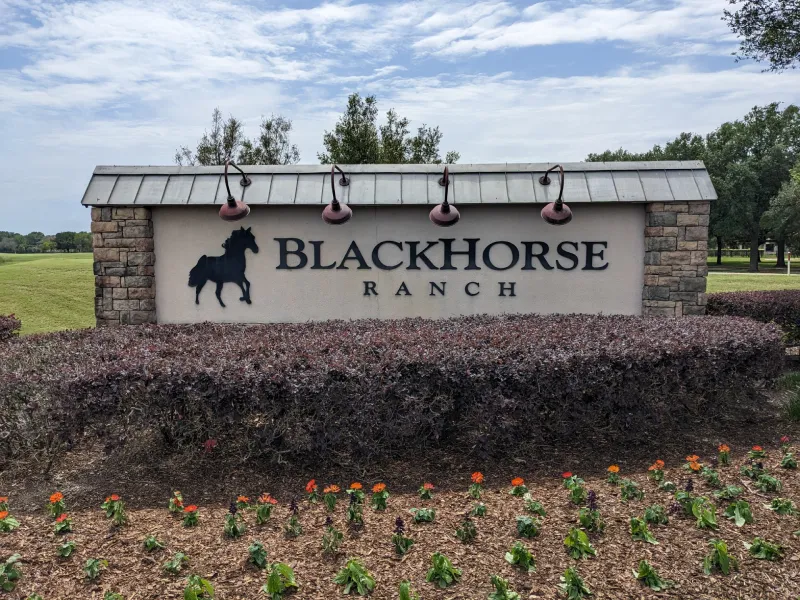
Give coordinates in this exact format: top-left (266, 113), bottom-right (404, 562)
top-left (81, 161), bottom-right (717, 207)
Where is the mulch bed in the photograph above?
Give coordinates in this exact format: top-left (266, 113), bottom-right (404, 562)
top-left (2, 445), bottom-right (800, 600)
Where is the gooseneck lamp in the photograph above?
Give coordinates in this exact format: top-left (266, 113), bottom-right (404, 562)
top-left (218, 159), bottom-right (252, 221)
top-left (429, 165), bottom-right (460, 227)
top-left (322, 165), bottom-right (352, 225)
top-left (539, 164), bottom-right (572, 225)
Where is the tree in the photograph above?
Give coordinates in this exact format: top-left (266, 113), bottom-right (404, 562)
top-left (319, 93), bottom-right (460, 164)
top-left (237, 115), bottom-right (300, 165)
top-left (25, 231), bottom-right (45, 250)
top-left (75, 232), bottom-right (92, 253)
top-left (724, 0), bottom-right (800, 72)
top-left (763, 160), bottom-right (800, 257)
top-left (0, 237), bottom-right (17, 253)
top-left (54, 231), bottom-right (76, 252)
top-left (41, 239), bottom-right (56, 253)
top-left (175, 108), bottom-right (246, 166)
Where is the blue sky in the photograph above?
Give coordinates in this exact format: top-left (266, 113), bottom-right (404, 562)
top-left (1, 0), bottom-right (799, 233)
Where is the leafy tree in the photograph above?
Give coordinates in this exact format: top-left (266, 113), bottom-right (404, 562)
top-left (763, 160), bottom-right (800, 257)
top-left (724, 0), bottom-right (800, 72)
top-left (175, 108), bottom-right (246, 166)
top-left (25, 232), bottom-right (45, 248)
top-left (54, 231), bottom-right (77, 252)
top-left (0, 237), bottom-right (17, 253)
top-left (238, 115), bottom-right (300, 165)
top-left (75, 232), bottom-right (92, 253)
top-left (41, 239), bottom-right (56, 253)
top-left (319, 93), bottom-right (459, 164)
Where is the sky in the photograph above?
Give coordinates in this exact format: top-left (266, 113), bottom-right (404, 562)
top-left (1, 0), bottom-right (799, 234)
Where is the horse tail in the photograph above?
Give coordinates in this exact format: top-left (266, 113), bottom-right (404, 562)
top-left (188, 256), bottom-right (207, 287)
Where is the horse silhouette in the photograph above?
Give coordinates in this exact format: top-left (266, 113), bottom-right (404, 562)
top-left (188, 227), bottom-right (259, 307)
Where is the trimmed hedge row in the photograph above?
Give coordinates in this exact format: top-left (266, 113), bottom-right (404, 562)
top-left (707, 290), bottom-right (800, 344)
top-left (0, 315), bottom-right (783, 466)
top-left (0, 314), bottom-right (21, 342)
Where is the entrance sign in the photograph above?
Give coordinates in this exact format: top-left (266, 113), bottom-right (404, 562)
top-left (83, 162), bottom-right (716, 326)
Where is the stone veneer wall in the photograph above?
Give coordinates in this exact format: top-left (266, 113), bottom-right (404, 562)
top-left (91, 206), bottom-right (156, 326)
top-left (643, 201), bottom-right (710, 316)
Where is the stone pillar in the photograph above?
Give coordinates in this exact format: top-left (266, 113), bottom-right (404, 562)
top-left (91, 207), bottom-right (156, 326)
top-left (642, 201), bottom-right (710, 316)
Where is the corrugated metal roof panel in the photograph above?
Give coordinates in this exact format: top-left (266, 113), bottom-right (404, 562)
top-left (82, 162), bottom-right (717, 206)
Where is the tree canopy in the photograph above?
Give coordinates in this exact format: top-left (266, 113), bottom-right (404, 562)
top-left (724, 0), bottom-right (800, 71)
top-left (318, 93), bottom-right (459, 165)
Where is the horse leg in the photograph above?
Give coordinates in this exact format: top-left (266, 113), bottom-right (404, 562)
top-left (243, 275), bottom-right (252, 304)
top-left (195, 279), bottom-right (206, 304)
top-left (215, 281), bottom-right (226, 308)
top-left (236, 280), bottom-right (248, 303)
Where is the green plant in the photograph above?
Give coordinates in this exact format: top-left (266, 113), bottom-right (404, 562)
top-left (755, 473), bottom-right (782, 493)
top-left (409, 507), bottom-right (435, 524)
top-left (370, 483), bottom-right (389, 510)
top-left (0, 554), bottom-right (22, 592)
top-left (398, 581), bottom-right (419, 600)
top-left (745, 537), bottom-right (784, 561)
top-left (700, 466), bottom-right (721, 488)
top-left (284, 500), bottom-right (302, 538)
top-left (724, 500), bottom-right (753, 527)
top-left (629, 517), bottom-right (657, 544)
top-left (346, 495), bottom-right (364, 527)
top-left (236, 495), bottom-right (251, 511)
top-left (168, 490), bottom-right (183, 514)
top-left (322, 517), bottom-right (344, 556)
top-left (101, 495), bottom-right (127, 527)
top-left (643, 504), bottom-right (668, 525)
top-left (516, 515), bottom-right (542, 538)
top-left (523, 493), bottom-right (546, 516)
top-left (54, 514), bottom-right (72, 534)
top-left (425, 552), bottom-right (461, 589)
top-left (224, 510), bottom-right (246, 539)
top-left (578, 507), bottom-right (605, 534)
top-left (184, 574), bottom-right (215, 599)
top-left (748, 445), bottom-right (767, 459)
top-left (256, 494), bottom-right (278, 525)
top-left (392, 517), bottom-right (414, 556)
top-left (455, 514), bottom-right (477, 543)
top-left (741, 461), bottom-right (765, 480)
top-left (323, 485), bottom-right (340, 512)
top-left (469, 472), bottom-right (484, 499)
top-left (334, 558), bottom-right (375, 596)
top-left (718, 444), bottom-right (730, 466)
top-left (249, 541), bottom-right (268, 569)
top-left (632, 559), bottom-right (672, 591)
top-left (674, 489), bottom-right (695, 516)
top-left (713, 485), bottom-right (743, 501)
top-left (0, 510), bottom-right (19, 532)
top-left (780, 452), bottom-right (797, 468)
top-left (306, 479), bottom-right (319, 503)
top-left (765, 497), bottom-right (798, 515)
top-left (510, 477), bottom-right (527, 497)
top-left (27, 594), bottom-right (43, 600)
top-left (143, 535), bottom-right (165, 551)
top-left (786, 388), bottom-right (800, 421)
top-left (619, 479), bottom-right (644, 502)
top-left (83, 558), bottom-right (108, 581)
top-left (470, 502), bottom-right (487, 517)
top-left (658, 480), bottom-right (677, 492)
top-left (564, 527), bottom-right (596, 559)
top-left (606, 465), bottom-right (621, 485)
top-left (183, 505), bottom-right (199, 527)
top-left (58, 540), bottom-right (77, 558)
top-left (262, 562), bottom-right (299, 599)
top-left (558, 566), bottom-right (591, 599)
top-left (163, 552), bottom-right (189, 575)
top-left (504, 541), bottom-right (536, 573)
top-left (104, 592), bottom-right (124, 600)
top-left (48, 492), bottom-right (66, 519)
top-left (418, 482), bottom-right (434, 500)
top-left (647, 460), bottom-right (665, 482)
top-left (703, 539), bottom-right (738, 575)
top-left (488, 574), bottom-right (520, 600)
top-left (691, 498), bottom-right (718, 529)
top-left (346, 484), bottom-right (366, 506)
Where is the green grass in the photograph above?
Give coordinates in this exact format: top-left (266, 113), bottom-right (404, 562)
top-left (0, 253), bottom-right (94, 335)
top-left (707, 273), bottom-right (800, 293)
top-left (707, 255), bottom-right (791, 273)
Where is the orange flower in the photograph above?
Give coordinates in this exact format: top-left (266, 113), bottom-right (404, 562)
top-left (0, 497), bottom-right (7, 503)
top-left (50, 492), bottom-right (64, 504)
top-left (184, 505), bottom-right (198, 513)
top-left (689, 461), bottom-right (701, 471)
top-left (423, 483), bottom-right (435, 490)
top-left (685, 455), bottom-right (699, 463)
top-left (324, 485), bottom-right (340, 494)
top-left (511, 477), bottom-right (525, 487)
top-left (237, 495), bottom-right (249, 504)
top-left (607, 465), bottom-right (620, 474)
top-left (372, 483), bottom-right (386, 493)
top-left (305, 479), bottom-right (317, 493)
top-left (56, 514), bottom-right (69, 523)
top-left (0, 511), bottom-right (8, 520)
top-left (655, 460), bottom-right (665, 468)
top-left (562, 472), bottom-right (572, 479)
top-left (259, 493), bottom-right (278, 505)
top-left (110, 494), bottom-right (121, 502)
top-left (174, 498), bottom-right (183, 507)
top-left (718, 444), bottom-right (730, 453)
top-left (752, 445), bottom-right (763, 452)
top-left (471, 472), bottom-right (484, 484)
top-left (350, 482), bottom-right (363, 490)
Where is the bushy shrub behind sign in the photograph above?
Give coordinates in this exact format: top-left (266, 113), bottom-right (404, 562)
top-left (0, 315), bottom-right (782, 466)
top-left (707, 290), bottom-right (800, 344)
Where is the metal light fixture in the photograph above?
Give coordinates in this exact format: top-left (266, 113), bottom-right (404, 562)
top-left (219, 159), bottom-right (252, 221)
top-left (429, 165), bottom-right (460, 227)
top-left (322, 165), bottom-right (352, 225)
top-left (539, 164), bottom-right (572, 225)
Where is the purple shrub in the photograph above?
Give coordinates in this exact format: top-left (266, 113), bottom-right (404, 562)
top-left (707, 290), bottom-right (800, 344)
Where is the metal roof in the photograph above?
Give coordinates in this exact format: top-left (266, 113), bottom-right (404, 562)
top-left (81, 161), bottom-right (717, 207)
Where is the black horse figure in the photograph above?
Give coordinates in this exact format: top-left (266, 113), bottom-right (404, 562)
top-left (188, 227), bottom-right (259, 307)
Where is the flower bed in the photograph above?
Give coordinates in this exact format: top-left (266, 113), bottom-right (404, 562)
top-left (0, 315), bottom-right (783, 467)
top-left (707, 290), bottom-right (800, 344)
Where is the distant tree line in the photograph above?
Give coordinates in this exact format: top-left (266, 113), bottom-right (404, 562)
top-left (0, 231), bottom-right (91, 254)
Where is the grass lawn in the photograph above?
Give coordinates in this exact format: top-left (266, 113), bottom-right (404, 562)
top-left (0, 252), bottom-right (94, 334)
top-left (707, 273), bottom-right (800, 293)
top-left (708, 255), bottom-right (791, 273)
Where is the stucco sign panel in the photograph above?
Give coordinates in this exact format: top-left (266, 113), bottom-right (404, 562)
top-left (153, 204), bottom-right (645, 323)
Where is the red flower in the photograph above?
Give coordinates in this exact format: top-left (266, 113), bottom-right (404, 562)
top-left (423, 482), bottom-right (434, 490)
top-left (203, 439), bottom-right (218, 453)
top-left (50, 492), bottom-right (64, 504)
top-left (752, 445), bottom-right (763, 452)
top-left (56, 514), bottom-right (69, 523)
top-left (780, 436), bottom-right (790, 444)
top-left (471, 472), bottom-right (484, 484)
top-left (184, 505), bottom-right (198, 513)
top-left (511, 477), bottom-right (525, 487)
top-left (259, 493), bottom-right (278, 505)
top-left (562, 472), bottom-right (573, 479)
top-left (305, 479), bottom-right (317, 494)
top-left (110, 494), bottom-right (121, 501)
top-left (0, 511), bottom-right (8, 520)
top-left (0, 497), bottom-right (7, 503)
